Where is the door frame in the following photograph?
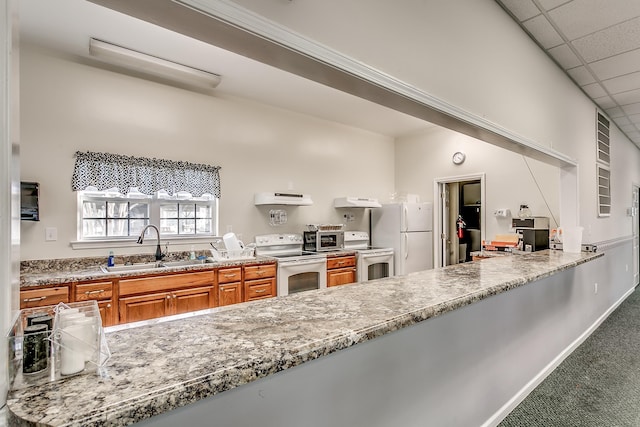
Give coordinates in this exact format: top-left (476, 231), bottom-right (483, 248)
top-left (433, 173), bottom-right (486, 268)
top-left (633, 184), bottom-right (639, 286)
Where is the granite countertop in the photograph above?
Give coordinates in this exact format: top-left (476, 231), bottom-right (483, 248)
top-left (7, 250), bottom-right (603, 426)
top-left (20, 256), bottom-right (277, 288)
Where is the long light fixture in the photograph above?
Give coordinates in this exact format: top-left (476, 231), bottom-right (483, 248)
top-left (89, 38), bottom-right (221, 89)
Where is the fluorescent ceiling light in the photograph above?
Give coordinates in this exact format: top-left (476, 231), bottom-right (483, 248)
top-left (89, 38), bottom-right (221, 89)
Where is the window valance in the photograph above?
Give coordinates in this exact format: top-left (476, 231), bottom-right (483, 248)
top-left (71, 151), bottom-right (221, 198)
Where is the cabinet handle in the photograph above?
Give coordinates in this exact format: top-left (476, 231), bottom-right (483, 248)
top-left (256, 271), bottom-right (264, 276)
top-left (224, 274), bottom-right (236, 278)
top-left (84, 289), bottom-right (105, 295)
top-left (337, 261), bottom-right (346, 265)
top-left (254, 289), bottom-right (266, 294)
top-left (173, 295), bottom-right (177, 299)
top-left (23, 296), bottom-right (47, 303)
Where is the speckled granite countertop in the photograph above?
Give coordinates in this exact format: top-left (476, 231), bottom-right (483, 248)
top-left (7, 250), bottom-right (602, 426)
top-left (20, 256), bottom-right (277, 288)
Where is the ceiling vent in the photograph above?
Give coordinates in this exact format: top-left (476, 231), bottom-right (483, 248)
top-left (597, 164), bottom-right (611, 217)
top-left (596, 111), bottom-right (610, 165)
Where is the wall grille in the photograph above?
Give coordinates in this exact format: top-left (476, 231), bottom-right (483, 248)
top-left (597, 164), bottom-right (611, 217)
top-left (596, 111), bottom-right (610, 165)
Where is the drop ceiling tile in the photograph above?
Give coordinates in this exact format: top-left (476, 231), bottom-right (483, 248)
top-left (537, 0), bottom-right (572, 10)
top-left (603, 71), bottom-right (640, 94)
top-left (593, 95), bottom-right (617, 109)
top-left (620, 123), bottom-right (637, 132)
top-left (628, 113), bottom-right (640, 123)
top-left (588, 47), bottom-right (640, 81)
top-left (523, 15), bottom-right (564, 48)
top-left (567, 66), bottom-right (596, 85)
top-left (613, 89), bottom-right (640, 106)
top-left (623, 103), bottom-right (640, 115)
top-left (498, 0), bottom-right (540, 21)
top-left (582, 82), bottom-right (607, 98)
top-left (605, 106), bottom-right (625, 118)
top-left (548, 43), bottom-right (582, 68)
top-left (572, 18), bottom-right (640, 63)
top-left (614, 116), bottom-right (632, 126)
top-left (548, 0), bottom-right (640, 40)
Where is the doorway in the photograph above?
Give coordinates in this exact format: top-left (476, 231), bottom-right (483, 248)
top-left (434, 174), bottom-right (485, 267)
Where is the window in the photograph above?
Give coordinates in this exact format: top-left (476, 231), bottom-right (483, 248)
top-left (72, 151), bottom-right (221, 243)
top-left (77, 191), bottom-right (218, 241)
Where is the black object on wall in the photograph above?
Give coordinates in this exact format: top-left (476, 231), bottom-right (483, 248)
top-left (21, 181), bottom-right (40, 221)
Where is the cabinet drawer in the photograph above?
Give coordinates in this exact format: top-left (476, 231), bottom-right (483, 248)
top-left (21, 286), bottom-right (69, 309)
top-left (218, 267), bottom-right (242, 284)
top-left (327, 256), bottom-right (356, 270)
top-left (74, 281), bottom-right (113, 301)
top-left (119, 271), bottom-right (215, 296)
top-left (244, 264), bottom-right (276, 281)
top-left (245, 278), bottom-right (276, 301)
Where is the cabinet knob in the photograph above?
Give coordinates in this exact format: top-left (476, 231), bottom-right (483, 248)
top-left (107, 303), bottom-right (111, 308)
top-left (166, 295), bottom-right (171, 299)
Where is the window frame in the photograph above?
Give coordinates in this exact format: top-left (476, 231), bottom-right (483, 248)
top-left (75, 191), bottom-right (219, 247)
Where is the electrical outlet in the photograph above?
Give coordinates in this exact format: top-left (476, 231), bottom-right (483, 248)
top-left (594, 283), bottom-right (598, 294)
top-left (45, 227), bottom-right (58, 241)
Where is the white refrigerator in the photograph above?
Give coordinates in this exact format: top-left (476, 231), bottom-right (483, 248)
top-left (371, 202), bottom-right (433, 275)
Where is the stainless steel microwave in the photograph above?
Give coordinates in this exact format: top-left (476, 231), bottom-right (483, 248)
top-left (303, 230), bottom-right (344, 252)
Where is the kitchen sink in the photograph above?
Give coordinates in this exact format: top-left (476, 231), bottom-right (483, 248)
top-left (100, 259), bottom-right (207, 273)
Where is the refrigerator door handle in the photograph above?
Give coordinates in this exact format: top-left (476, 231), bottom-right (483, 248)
top-left (404, 233), bottom-right (409, 259)
top-left (403, 205), bottom-right (408, 232)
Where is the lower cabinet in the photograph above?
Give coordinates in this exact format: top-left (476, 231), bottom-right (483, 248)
top-left (20, 286), bottom-right (69, 309)
top-left (119, 271), bottom-right (215, 324)
top-left (327, 255), bottom-right (357, 287)
top-left (20, 262), bottom-right (278, 326)
top-left (74, 280), bottom-right (115, 327)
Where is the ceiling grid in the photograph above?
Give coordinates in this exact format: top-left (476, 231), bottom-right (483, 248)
top-left (497, 0), bottom-right (640, 147)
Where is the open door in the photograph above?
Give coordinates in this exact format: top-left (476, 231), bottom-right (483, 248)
top-left (434, 174), bottom-right (485, 267)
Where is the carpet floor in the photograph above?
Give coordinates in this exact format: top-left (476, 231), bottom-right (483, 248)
top-left (499, 286), bottom-right (640, 427)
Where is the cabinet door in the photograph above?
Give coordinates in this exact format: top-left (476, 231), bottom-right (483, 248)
top-left (21, 286), bottom-right (69, 309)
top-left (244, 277), bottom-right (276, 302)
top-left (119, 292), bottom-right (171, 324)
top-left (173, 286), bottom-right (215, 315)
top-left (218, 283), bottom-right (242, 307)
top-left (327, 267), bottom-right (357, 287)
top-left (98, 300), bottom-right (115, 327)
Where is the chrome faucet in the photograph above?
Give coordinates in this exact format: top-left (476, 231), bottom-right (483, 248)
top-left (137, 224), bottom-right (164, 261)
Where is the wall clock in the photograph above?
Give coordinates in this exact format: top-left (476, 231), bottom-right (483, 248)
top-left (452, 151), bottom-right (466, 165)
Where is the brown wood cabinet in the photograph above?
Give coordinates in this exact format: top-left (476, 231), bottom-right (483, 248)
top-left (217, 267), bottom-right (243, 306)
top-left (119, 271), bottom-right (215, 323)
top-left (74, 280), bottom-right (116, 327)
top-left (244, 263), bottom-right (276, 302)
top-left (20, 286), bottom-right (69, 309)
top-left (327, 255), bottom-right (357, 287)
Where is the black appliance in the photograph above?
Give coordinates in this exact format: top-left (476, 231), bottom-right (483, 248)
top-left (21, 181), bottom-right (40, 221)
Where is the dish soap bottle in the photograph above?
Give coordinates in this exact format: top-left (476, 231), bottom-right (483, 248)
top-left (190, 246), bottom-right (196, 260)
top-left (107, 251), bottom-right (115, 267)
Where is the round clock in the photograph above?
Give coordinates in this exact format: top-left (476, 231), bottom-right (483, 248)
top-left (452, 151), bottom-right (466, 165)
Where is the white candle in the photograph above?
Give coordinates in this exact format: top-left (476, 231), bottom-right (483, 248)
top-left (60, 324), bottom-right (86, 375)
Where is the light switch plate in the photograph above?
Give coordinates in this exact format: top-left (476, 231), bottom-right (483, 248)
top-left (45, 227), bottom-right (57, 241)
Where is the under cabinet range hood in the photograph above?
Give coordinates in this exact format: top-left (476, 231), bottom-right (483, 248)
top-left (334, 197), bottom-right (382, 208)
top-left (254, 192), bottom-right (313, 206)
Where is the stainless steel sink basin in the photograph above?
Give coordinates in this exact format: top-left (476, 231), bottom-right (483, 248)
top-left (100, 259), bottom-right (207, 273)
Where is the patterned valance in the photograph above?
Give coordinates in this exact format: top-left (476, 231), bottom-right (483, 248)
top-left (72, 151), bottom-right (221, 198)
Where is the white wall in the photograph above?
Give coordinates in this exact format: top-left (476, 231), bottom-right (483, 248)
top-left (19, 45), bottom-right (396, 260)
top-left (228, 0), bottom-right (640, 244)
top-left (395, 126), bottom-right (560, 240)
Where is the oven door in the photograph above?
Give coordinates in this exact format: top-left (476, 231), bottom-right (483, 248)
top-left (357, 250), bottom-right (394, 282)
top-left (277, 258), bottom-right (327, 296)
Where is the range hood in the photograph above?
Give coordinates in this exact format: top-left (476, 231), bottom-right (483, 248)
top-left (255, 192), bottom-right (313, 206)
top-left (334, 197), bottom-right (382, 208)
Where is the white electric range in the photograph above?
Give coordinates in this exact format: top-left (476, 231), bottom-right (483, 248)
top-left (343, 231), bottom-right (395, 282)
top-left (255, 233), bottom-right (327, 296)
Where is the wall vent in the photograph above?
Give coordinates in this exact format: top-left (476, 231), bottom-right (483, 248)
top-left (597, 164), bottom-right (611, 217)
top-left (596, 111), bottom-right (610, 165)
